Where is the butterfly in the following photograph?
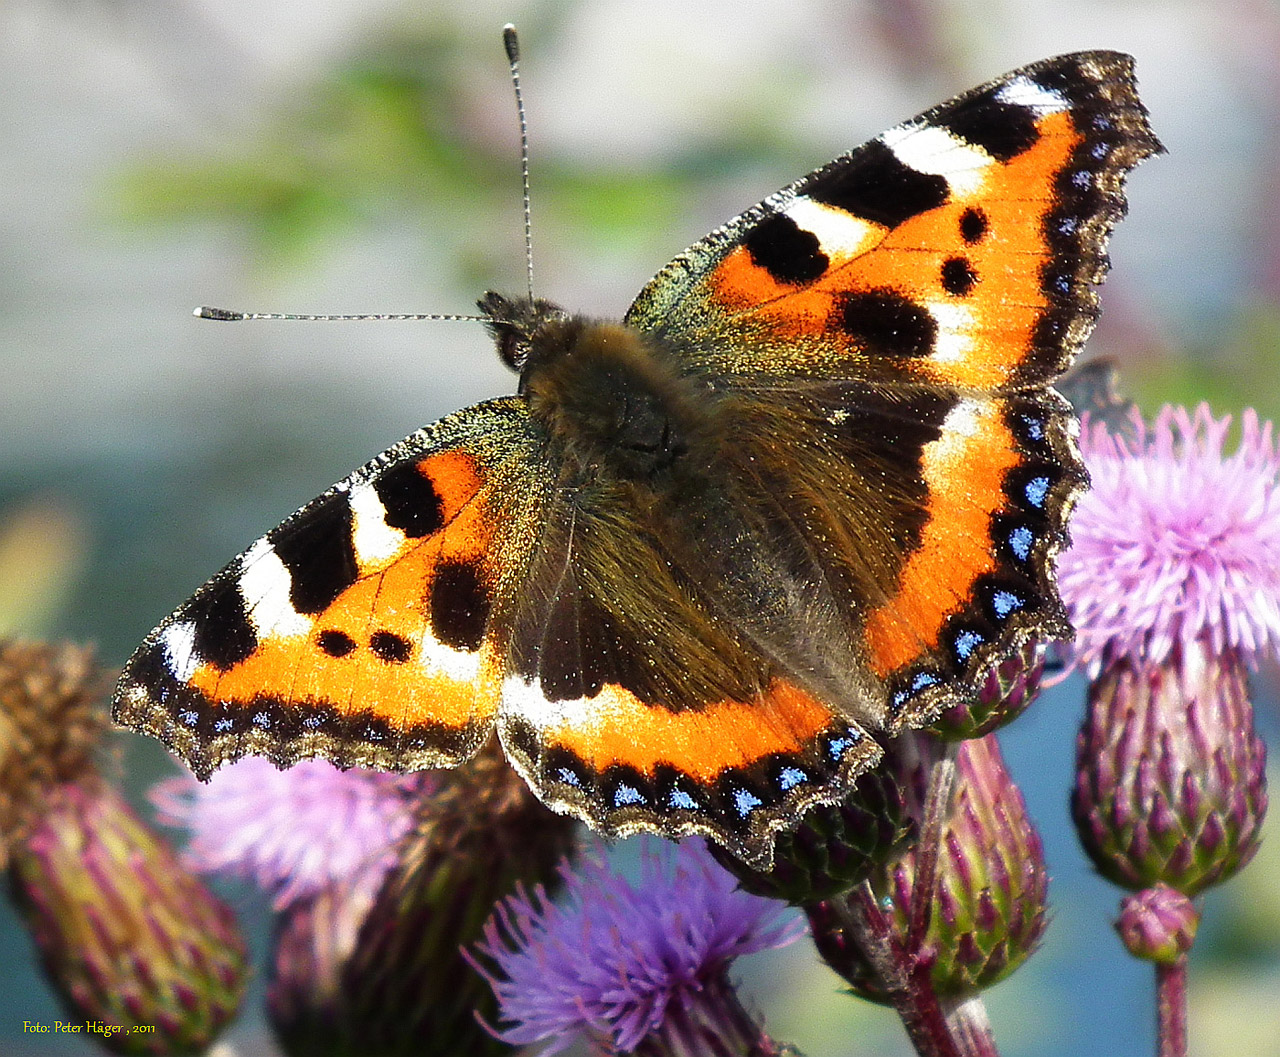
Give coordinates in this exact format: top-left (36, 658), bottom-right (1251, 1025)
top-left (113, 49), bottom-right (1160, 869)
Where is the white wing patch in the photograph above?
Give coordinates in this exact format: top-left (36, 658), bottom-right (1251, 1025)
top-left (994, 76), bottom-right (1069, 115)
top-left (927, 300), bottom-right (978, 365)
top-left (418, 630), bottom-right (484, 682)
top-left (160, 620), bottom-right (201, 682)
top-left (784, 196), bottom-right (882, 258)
top-left (880, 124), bottom-right (995, 196)
top-left (348, 481), bottom-right (407, 566)
top-left (923, 397), bottom-right (989, 479)
top-left (238, 537), bottom-right (313, 639)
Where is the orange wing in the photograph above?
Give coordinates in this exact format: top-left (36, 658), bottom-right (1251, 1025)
top-left (114, 398), bottom-right (549, 779)
top-left (627, 51), bottom-right (1160, 391)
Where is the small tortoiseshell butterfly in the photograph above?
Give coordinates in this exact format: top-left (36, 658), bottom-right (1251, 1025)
top-left (114, 47), bottom-right (1160, 868)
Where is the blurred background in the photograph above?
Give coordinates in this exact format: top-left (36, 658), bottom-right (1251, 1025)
top-left (3, 0), bottom-right (1279, 1054)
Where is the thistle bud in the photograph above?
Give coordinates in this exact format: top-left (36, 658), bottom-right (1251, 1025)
top-left (930, 640), bottom-right (1045, 741)
top-left (809, 733), bottom-right (1047, 1002)
top-left (0, 640), bottom-right (107, 861)
top-left (8, 780), bottom-right (247, 1055)
top-left (1071, 642), bottom-right (1266, 896)
top-left (267, 738), bottom-right (578, 1056)
top-left (1115, 884), bottom-right (1200, 965)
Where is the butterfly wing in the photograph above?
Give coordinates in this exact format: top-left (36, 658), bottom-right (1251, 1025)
top-left (622, 51), bottom-right (1160, 728)
top-left (493, 474), bottom-right (880, 868)
top-left (628, 51), bottom-right (1159, 389)
top-left (114, 397), bottom-right (552, 780)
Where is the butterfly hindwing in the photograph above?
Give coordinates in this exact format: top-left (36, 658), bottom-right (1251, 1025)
top-left (114, 397), bottom-right (549, 779)
top-left (492, 474), bottom-right (881, 866)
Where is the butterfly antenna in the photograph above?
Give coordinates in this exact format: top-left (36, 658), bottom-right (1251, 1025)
top-left (504, 24), bottom-right (536, 304)
top-left (194, 307), bottom-right (489, 322)
top-left (195, 26), bottom-right (536, 328)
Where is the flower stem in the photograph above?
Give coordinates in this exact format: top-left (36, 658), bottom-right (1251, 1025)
top-left (1156, 958), bottom-right (1188, 1057)
top-left (944, 995), bottom-right (1001, 1057)
top-left (908, 745), bottom-right (959, 952)
top-left (833, 888), bottom-right (961, 1057)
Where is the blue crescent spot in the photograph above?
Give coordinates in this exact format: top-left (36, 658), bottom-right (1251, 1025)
top-left (992, 589), bottom-right (1024, 619)
top-left (953, 629), bottom-right (985, 662)
top-left (778, 766), bottom-right (808, 791)
top-left (826, 736), bottom-right (852, 761)
top-left (896, 670), bottom-right (940, 708)
top-left (214, 717), bottom-right (234, 733)
top-left (912, 671), bottom-right (941, 692)
top-left (733, 788), bottom-right (764, 817)
top-left (1020, 412), bottom-right (1046, 440)
top-left (1025, 476), bottom-right (1050, 508)
top-left (252, 712), bottom-right (272, 729)
top-left (557, 767), bottom-right (582, 788)
top-left (1009, 525), bottom-right (1034, 561)
top-left (179, 709), bottom-right (199, 728)
top-left (613, 784), bottom-right (646, 807)
top-left (668, 789), bottom-right (698, 811)
top-left (303, 714), bottom-right (324, 730)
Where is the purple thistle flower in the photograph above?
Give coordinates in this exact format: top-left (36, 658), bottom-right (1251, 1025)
top-left (475, 840), bottom-right (801, 1056)
top-left (152, 758), bottom-right (431, 908)
top-left (1063, 402), bottom-right (1274, 1057)
top-left (1059, 403), bottom-right (1280, 674)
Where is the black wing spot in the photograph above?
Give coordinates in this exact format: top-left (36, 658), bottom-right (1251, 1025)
top-left (835, 290), bottom-right (937, 358)
top-left (188, 579), bottom-right (257, 670)
top-left (806, 139), bottom-right (948, 228)
top-left (744, 212), bottom-right (829, 285)
top-left (317, 629), bottom-right (357, 657)
top-left (942, 95), bottom-right (1040, 161)
top-left (269, 496), bottom-right (358, 614)
top-left (431, 561), bottom-right (490, 652)
top-left (370, 630), bottom-right (413, 664)
top-left (941, 256), bottom-right (978, 297)
top-left (959, 206), bottom-right (989, 244)
top-left (374, 460), bottom-right (445, 539)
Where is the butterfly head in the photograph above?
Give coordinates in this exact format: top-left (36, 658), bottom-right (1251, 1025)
top-left (478, 291), bottom-right (574, 376)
